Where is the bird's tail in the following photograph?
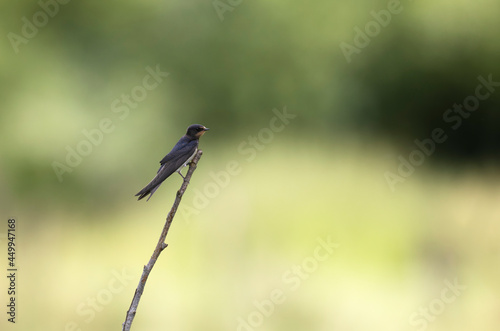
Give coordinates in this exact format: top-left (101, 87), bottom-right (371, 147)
top-left (135, 176), bottom-right (161, 201)
top-left (135, 185), bottom-right (159, 201)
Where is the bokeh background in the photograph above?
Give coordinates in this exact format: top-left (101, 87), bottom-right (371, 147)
top-left (1, 0), bottom-right (500, 330)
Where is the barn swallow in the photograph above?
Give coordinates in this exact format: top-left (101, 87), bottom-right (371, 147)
top-left (135, 124), bottom-right (209, 201)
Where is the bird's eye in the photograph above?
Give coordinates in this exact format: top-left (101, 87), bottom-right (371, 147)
top-left (198, 127), bottom-right (204, 131)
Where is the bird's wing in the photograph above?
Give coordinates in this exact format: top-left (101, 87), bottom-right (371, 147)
top-left (135, 138), bottom-right (197, 200)
top-left (159, 138), bottom-right (197, 168)
top-left (150, 139), bottom-right (197, 185)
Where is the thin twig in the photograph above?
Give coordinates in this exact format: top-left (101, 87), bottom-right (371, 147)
top-left (122, 150), bottom-right (203, 331)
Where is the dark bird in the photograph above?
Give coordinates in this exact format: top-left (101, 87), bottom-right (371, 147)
top-left (135, 124), bottom-right (209, 201)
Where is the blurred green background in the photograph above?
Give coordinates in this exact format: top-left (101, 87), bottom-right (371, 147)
top-left (1, 0), bottom-right (500, 330)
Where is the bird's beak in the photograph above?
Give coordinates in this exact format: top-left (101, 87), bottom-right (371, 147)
top-left (203, 127), bottom-right (210, 131)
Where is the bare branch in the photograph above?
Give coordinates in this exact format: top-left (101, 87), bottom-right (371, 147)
top-left (122, 150), bottom-right (203, 331)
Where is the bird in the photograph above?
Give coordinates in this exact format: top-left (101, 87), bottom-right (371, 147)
top-left (135, 124), bottom-right (209, 201)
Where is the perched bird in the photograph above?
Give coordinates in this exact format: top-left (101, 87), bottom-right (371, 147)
top-left (135, 124), bottom-right (209, 201)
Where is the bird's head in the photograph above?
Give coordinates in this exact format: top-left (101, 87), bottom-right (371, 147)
top-left (186, 124), bottom-right (210, 139)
